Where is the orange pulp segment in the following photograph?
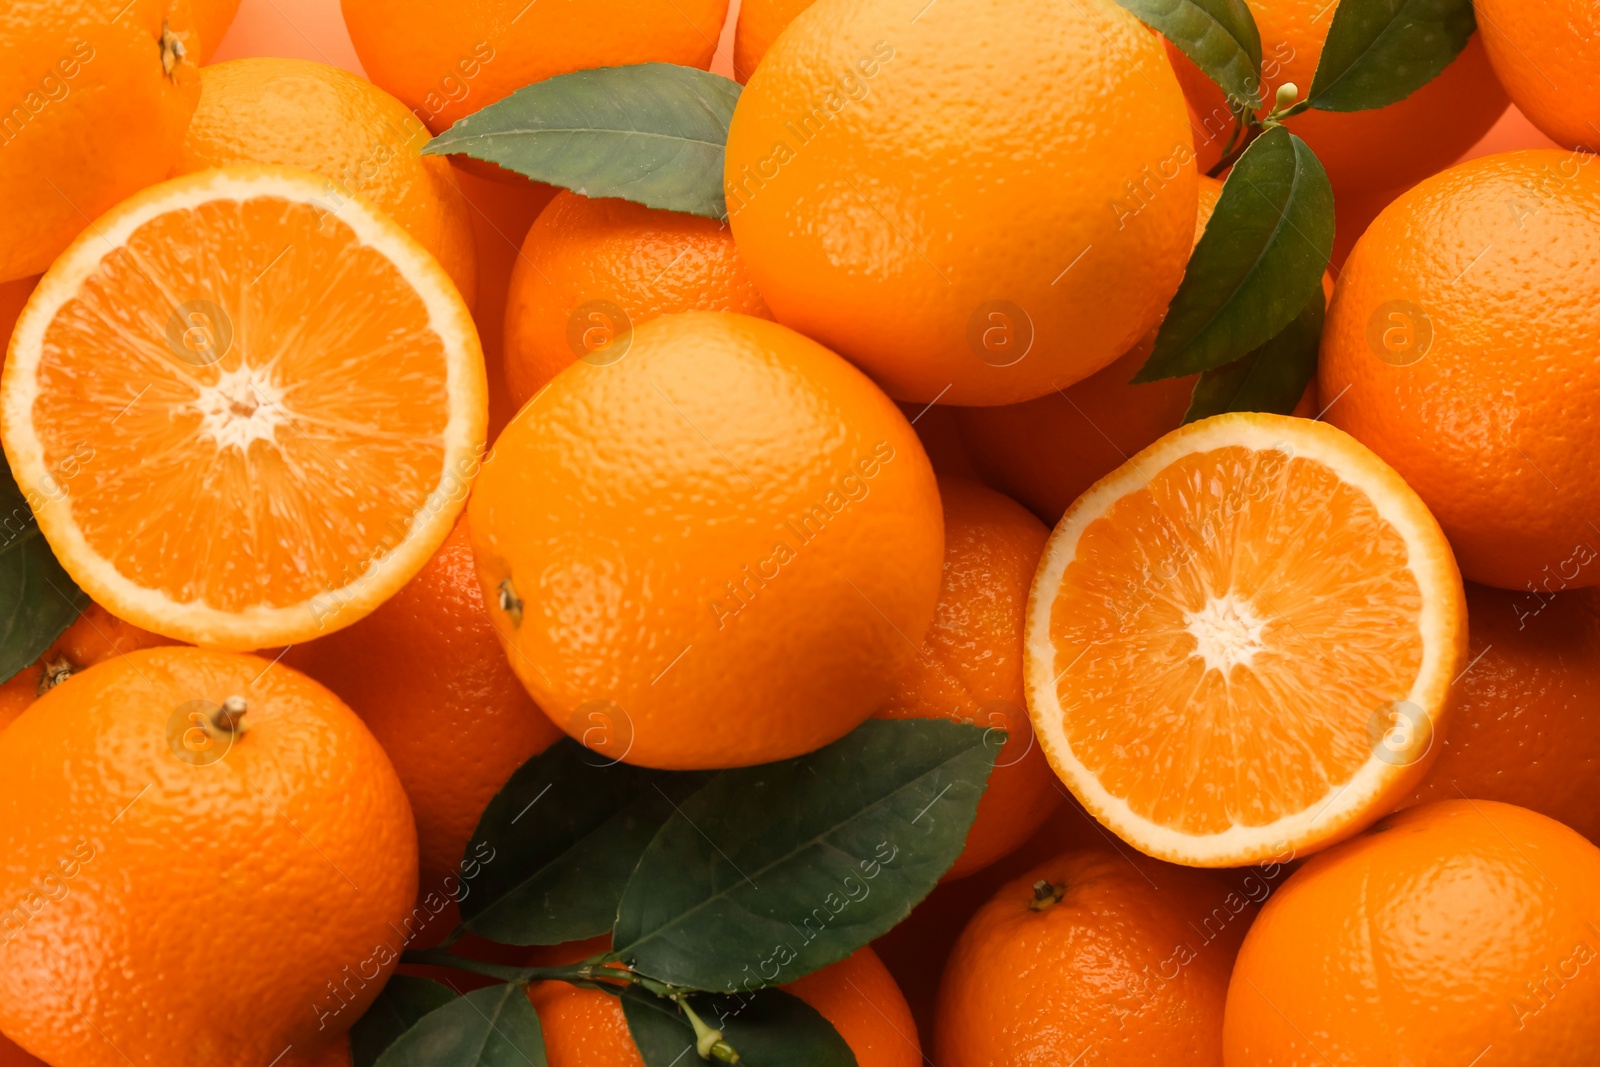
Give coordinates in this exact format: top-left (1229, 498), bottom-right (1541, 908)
top-left (1, 166), bottom-right (487, 649)
top-left (1025, 413), bottom-right (1466, 866)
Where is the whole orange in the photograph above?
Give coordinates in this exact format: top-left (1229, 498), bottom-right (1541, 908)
top-left (1225, 800), bottom-right (1600, 1063)
top-left (0, 647), bottom-right (417, 1066)
top-left (935, 849), bottom-right (1250, 1066)
top-left (1402, 583), bottom-right (1600, 843)
top-left (725, 0), bottom-right (1197, 406)
top-left (340, 0), bottom-right (731, 134)
top-left (0, 0), bottom-right (199, 282)
top-left (732, 0), bottom-right (814, 82)
top-left (1319, 150), bottom-right (1600, 590)
top-left (872, 796), bottom-right (1096, 1038)
top-left (176, 57), bottom-right (478, 307)
top-left (531, 948), bottom-right (921, 1067)
top-left (955, 175), bottom-right (1224, 523)
top-left (502, 191), bottom-right (770, 408)
top-left (468, 311), bottom-right (943, 769)
top-left (0, 602), bottom-right (176, 732)
top-left (879, 797), bottom-right (1274, 1041)
top-left (1476, 0), bottom-right (1600, 152)
top-left (1170, 0), bottom-right (1507, 195)
top-left (283, 516), bottom-right (563, 932)
top-left (877, 477), bottom-right (1060, 880)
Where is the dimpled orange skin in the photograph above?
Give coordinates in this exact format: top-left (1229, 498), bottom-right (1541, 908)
top-left (1476, 0), bottom-right (1600, 152)
top-left (502, 191), bottom-right (771, 408)
top-left (956, 342), bottom-right (1196, 524)
top-left (1168, 1), bottom-right (1507, 196)
top-left (0, 603), bottom-right (177, 733)
top-left (0, 648), bottom-right (417, 1066)
top-left (469, 311), bottom-right (943, 770)
top-left (877, 478), bottom-right (1060, 881)
top-left (725, 0), bottom-right (1197, 407)
top-left (1401, 583), bottom-right (1600, 844)
top-left (531, 948), bottom-right (921, 1067)
top-left (284, 516), bottom-right (563, 920)
top-left (1319, 151), bottom-right (1600, 591)
top-left (732, 0), bottom-right (815, 81)
top-left (954, 175), bottom-right (1224, 523)
top-left (339, 0), bottom-right (730, 134)
top-left (871, 796), bottom-right (1110, 1038)
top-left (176, 58), bottom-right (478, 307)
top-left (0, 1), bottom-right (199, 282)
top-left (935, 849), bottom-right (1248, 1066)
top-left (1225, 801), bottom-right (1600, 1063)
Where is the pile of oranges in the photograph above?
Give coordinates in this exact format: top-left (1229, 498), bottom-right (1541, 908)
top-left (1, 0), bottom-right (1599, 1064)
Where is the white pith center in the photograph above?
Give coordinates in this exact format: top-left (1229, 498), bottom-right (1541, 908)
top-left (193, 363), bottom-right (289, 452)
top-left (1184, 593), bottom-right (1268, 675)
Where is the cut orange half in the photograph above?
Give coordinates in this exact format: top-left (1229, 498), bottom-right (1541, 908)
top-left (1024, 413), bottom-right (1466, 867)
top-left (1, 166), bottom-right (487, 650)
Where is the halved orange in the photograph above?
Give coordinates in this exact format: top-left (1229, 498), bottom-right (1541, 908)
top-left (1024, 413), bottom-right (1466, 866)
top-left (1, 166), bottom-right (487, 650)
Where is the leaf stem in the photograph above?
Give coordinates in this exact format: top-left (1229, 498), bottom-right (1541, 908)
top-left (1207, 121), bottom-right (1264, 178)
top-left (1209, 82), bottom-right (1315, 178)
top-left (400, 946), bottom-right (639, 988)
top-left (676, 991), bottom-right (741, 1063)
top-left (1263, 99), bottom-right (1312, 126)
top-left (1215, 110), bottom-right (1248, 166)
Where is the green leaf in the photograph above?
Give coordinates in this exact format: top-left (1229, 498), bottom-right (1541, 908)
top-left (612, 719), bottom-right (996, 993)
top-left (459, 739), bottom-right (713, 946)
top-left (1184, 287), bottom-right (1326, 422)
top-left (1134, 127), bottom-right (1333, 383)
top-left (351, 976), bottom-right (458, 1067)
top-left (1307, 0), bottom-right (1476, 112)
top-left (0, 464), bottom-right (88, 684)
top-left (1115, 0), bottom-right (1264, 111)
top-left (373, 984), bottom-right (547, 1067)
top-left (622, 986), bottom-right (857, 1067)
top-left (423, 63), bottom-right (740, 219)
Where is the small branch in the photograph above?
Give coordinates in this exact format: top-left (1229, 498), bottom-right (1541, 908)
top-left (400, 946), bottom-right (638, 988)
top-left (1263, 99), bottom-right (1312, 126)
top-left (1208, 121), bottom-right (1264, 177)
top-left (1216, 109), bottom-right (1248, 163)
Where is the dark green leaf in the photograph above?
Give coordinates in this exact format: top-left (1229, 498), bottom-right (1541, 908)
top-left (1116, 0), bottom-right (1264, 111)
top-left (373, 984), bottom-right (546, 1067)
top-left (622, 986), bottom-right (857, 1067)
top-left (1135, 127), bottom-right (1333, 382)
top-left (1307, 0), bottom-right (1476, 112)
top-left (351, 976), bottom-right (458, 1067)
top-left (612, 719), bottom-right (996, 992)
top-left (0, 464), bottom-right (88, 684)
top-left (1184, 287), bottom-right (1326, 422)
top-left (459, 739), bottom-right (713, 946)
top-left (423, 63), bottom-right (740, 219)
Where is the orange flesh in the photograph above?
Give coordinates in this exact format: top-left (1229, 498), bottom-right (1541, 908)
top-left (31, 198), bottom-right (451, 611)
top-left (1048, 446), bottom-right (1424, 835)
